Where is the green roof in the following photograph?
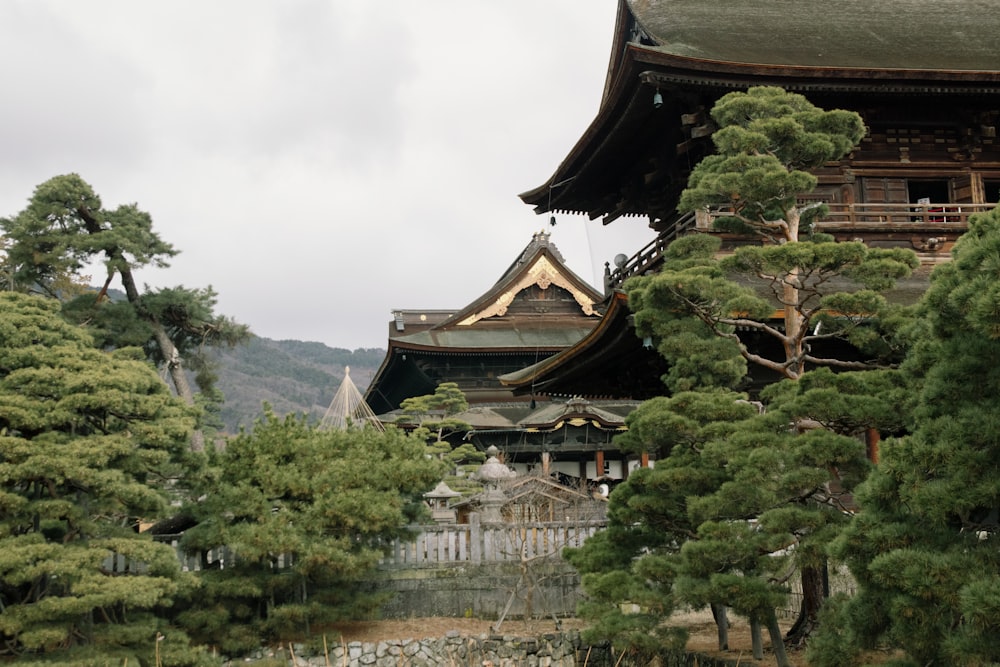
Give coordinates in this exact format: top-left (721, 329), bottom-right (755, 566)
top-left (630, 0), bottom-right (1000, 71)
top-left (390, 325), bottom-right (596, 350)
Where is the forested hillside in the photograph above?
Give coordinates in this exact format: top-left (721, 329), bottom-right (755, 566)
top-left (209, 337), bottom-right (384, 433)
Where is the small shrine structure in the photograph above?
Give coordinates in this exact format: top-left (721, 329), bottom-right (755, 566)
top-left (424, 481), bottom-right (462, 524)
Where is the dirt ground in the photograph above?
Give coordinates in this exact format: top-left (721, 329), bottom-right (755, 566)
top-left (324, 610), bottom-right (807, 666)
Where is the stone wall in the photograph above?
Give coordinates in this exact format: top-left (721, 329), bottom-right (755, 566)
top-left (226, 630), bottom-right (583, 666)
top-left (228, 637), bottom-right (756, 667)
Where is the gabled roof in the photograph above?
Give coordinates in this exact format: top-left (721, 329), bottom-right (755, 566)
top-left (383, 231), bottom-right (602, 348)
top-left (364, 232), bottom-right (604, 413)
top-left (445, 397), bottom-right (639, 433)
top-left (518, 396), bottom-right (633, 431)
top-left (441, 230), bottom-right (602, 329)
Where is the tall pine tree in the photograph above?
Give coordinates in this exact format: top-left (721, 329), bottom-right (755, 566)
top-left (2, 174), bottom-right (251, 450)
top-left (0, 293), bottom-right (206, 666)
top-left (568, 88), bottom-right (918, 659)
top-left (810, 207), bottom-right (1000, 666)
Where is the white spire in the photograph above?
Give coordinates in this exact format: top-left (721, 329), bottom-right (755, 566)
top-left (319, 366), bottom-right (384, 431)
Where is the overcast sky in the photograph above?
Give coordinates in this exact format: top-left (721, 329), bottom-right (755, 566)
top-left (0, 1), bottom-right (655, 350)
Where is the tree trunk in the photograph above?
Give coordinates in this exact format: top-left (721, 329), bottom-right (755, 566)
top-left (782, 206), bottom-right (806, 379)
top-left (751, 615), bottom-right (764, 660)
top-left (118, 265), bottom-right (204, 451)
top-left (782, 274), bottom-right (803, 377)
top-left (711, 603), bottom-right (729, 651)
top-left (765, 608), bottom-right (792, 667)
top-left (785, 561), bottom-right (826, 646)
top-left (75, 204), bottom-right (204, 451)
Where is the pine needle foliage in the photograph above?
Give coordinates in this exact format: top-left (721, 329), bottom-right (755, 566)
top-left (573, 88), bottom-right (917, 657)
top-left (810, 207), bottom-right (1000, 667)
top-left (631, 87), bottom-right (917, 384)
top-left (178, 415), bottom-right (444, 653)
top-left (0, 293), bottom-right (208, 665)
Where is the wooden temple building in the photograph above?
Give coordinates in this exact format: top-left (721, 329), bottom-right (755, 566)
top-left (368, 0), bottom-right (1000, 485)
top-left (501, 0), bottom-right (1000, 400)
top-left (365, 230), bottom-right (603, 414)
top-left (365, 231), bottom-right (641, 486)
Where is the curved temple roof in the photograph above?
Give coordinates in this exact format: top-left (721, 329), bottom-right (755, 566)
top-left (522, 0), bottom-right (1000, 222)
top-left (629, 0), bottom-right (1000, 72)
top-left (364, 232), bottom-right (605, 414)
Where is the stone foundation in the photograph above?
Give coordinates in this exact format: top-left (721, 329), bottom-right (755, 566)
top-left (226, 630), bottom-right (583, 666)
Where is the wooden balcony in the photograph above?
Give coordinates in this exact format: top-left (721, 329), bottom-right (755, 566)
top-left (810, 202), bottom-right (991, 229)
top-left (605, 203), bottom-right (996, 291)
top-left (695, 202), bottom-right (994, 232)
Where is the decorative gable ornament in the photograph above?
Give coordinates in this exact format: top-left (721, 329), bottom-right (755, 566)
top-left (457, 255), bottom-right (597, 325)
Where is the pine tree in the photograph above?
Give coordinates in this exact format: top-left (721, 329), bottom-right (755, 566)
top-left (565, 390), bottom-right (758, 657)
top-left (0, 293), bottom-right (207, 665)
top-left (810, 207), bottom-right (1000, 666)
top-left (398, 382), bottom-right (483, 494)
top-left (633, 86), bottom-right (917, 383)
top-left (617, 87), bottom-right (917, 647)
top-left (398, 381), bottom-right (472, 446)
top-left (1, 174), bottom-right (251, 450)
top-left (670, 372), bottom-right (890, 665)
top-left (178, 415), bottom-right (444, 653)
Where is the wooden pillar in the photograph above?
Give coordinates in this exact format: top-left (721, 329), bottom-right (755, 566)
top-left (595, 450), bottom-right (605, 479)
top-left (866, 428), bottom-right (880, 464)
top-left (641, 452), bottom-right (650, 468)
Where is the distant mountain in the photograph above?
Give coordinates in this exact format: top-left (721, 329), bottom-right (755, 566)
top-left (208, 338), bottom-right (385, 434)
top-left (78, 287), bottom-right (384, 433)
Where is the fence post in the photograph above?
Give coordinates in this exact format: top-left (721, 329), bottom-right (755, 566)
top-left (470, 513), bottom-right (482, 565)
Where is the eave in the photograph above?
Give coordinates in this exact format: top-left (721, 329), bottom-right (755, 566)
top-left (522, 0), bottom-right (1000, 226)
top-left (499, 291), bottom-right (668, 400)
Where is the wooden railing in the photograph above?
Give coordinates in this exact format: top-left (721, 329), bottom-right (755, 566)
top-left (110, 539), bottom-right (236, 573)
top-left (604, 211), bottom-right (698, 291)
top-left (694, 202), bottom-right (993, 230)
top-left (605, 202), bottom-right (996, 290)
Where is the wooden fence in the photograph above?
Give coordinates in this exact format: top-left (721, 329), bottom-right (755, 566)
top-left (696, 202), bottom-right (992, 230)
top-left (110, 540), bottom-right (237, 573)
top-left (118, 521), bottom-right (854, 622)
top-left (379, 516), bottom-right (605, 568)
top-left (140, 518), bottom-right (607, 573)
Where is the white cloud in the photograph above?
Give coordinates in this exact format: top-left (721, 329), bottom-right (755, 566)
top-left (0, 1), bottom-right (654, 349)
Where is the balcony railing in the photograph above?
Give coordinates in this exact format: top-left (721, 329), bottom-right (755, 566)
top-left (603, 211), bottom-right (698, 292)
top-left (605, 203), bottom-right (996, 291)
top-left (696, 202), bottom-right (995, 230)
